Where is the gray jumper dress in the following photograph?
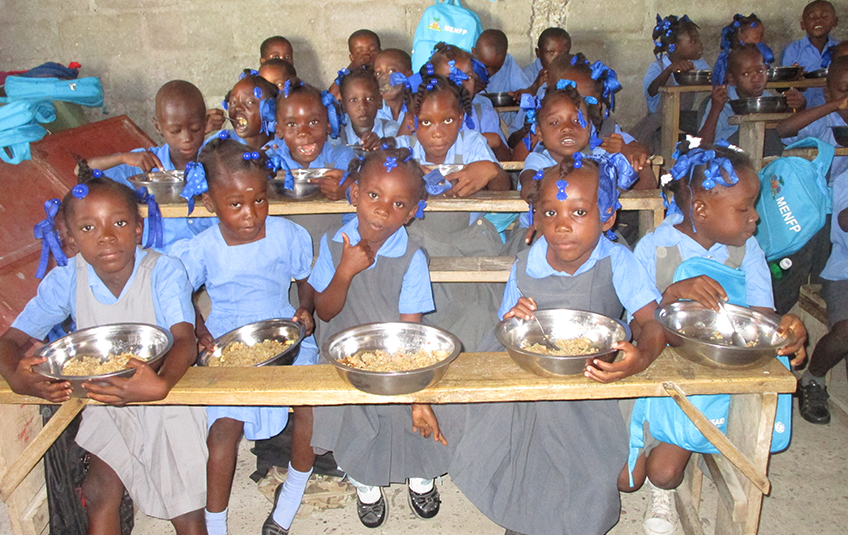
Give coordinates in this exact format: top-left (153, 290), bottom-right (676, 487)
top-left (310, 227), bottom-right (451, 486)
top-left (436, 249), bottom-right (629, 535)
top-left (73, 249), bottom-right (208, 520)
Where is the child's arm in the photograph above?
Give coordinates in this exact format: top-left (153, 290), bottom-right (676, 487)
top-left (314, 233), bottom-right (375, 321)
top-left (663, 274), bottom-right (728, 311)
top-left (445, 161), bottom-right (510, 197)
top-left (698, 85), bottom-right (729, 145)
top-left (193, 298), bottom-right (215, 353)
top-left (646, 59), bottom-right (695, 97)
top-left (358, 131), bottom-right (382, 151)
top-left (776, 97), bottom-right (847, 137)
top-left (84, 151), bottom-right (165, 174)
top-left (839, 207), bottom-right (848, 232)
top-left (482, 133), bottom-right (513, 161)
top-left (294, 279), bottom-right (316, 336)
top-left (784, 88), bottom-right (807, 112)
top-left (411, 403), bottom-right (448, 445)
top-left (310, 169), bottom-right (350, 201)
top-left (751, 307), bottom-right (808, 366)
top-left (0, 328), bottom-right (71, 402)
top-left (205, 108), bottom-right (226, 134)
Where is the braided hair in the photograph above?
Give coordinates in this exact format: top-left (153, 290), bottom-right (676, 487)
top-left (338, 68), bottom-right (380, 100)
top-left (407, 74), bottom-right (473, 122)
top-left (345, 146), bottom-right (427, 204)
top-left (225, 69), bottom-right (279, 104)
top-left (65, 158), bottom-right (140, 226)
top-left (199, 137), bottom-right (272, 189)
top-left (561, 53), bottom-right (604, 128)
top-left (666, 140), bottom-right (753, 208)
top-left (652, 15), bottom-right (699, 58)
top-left (539, 81), bottom-right (585, 120)
top-left (524, 155), bottom-right (596, 207)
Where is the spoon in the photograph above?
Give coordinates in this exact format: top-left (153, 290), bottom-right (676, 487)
top-left (527, 315), bottom-right (560, 352)
top-left (717, 302), bottom-right (747, 347)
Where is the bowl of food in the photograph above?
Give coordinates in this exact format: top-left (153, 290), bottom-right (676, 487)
top-left (805, 68), bottom-right (828, 79)
top-left (33, 323), bottom-right (174, 397)
top-left (673, 70), bottom-right (712, 86)
top-left (323, 322), bottom-right (461, 395)
top-left (127, 171), bottom-right (185, 205)
top-left (423, 164), bottom-right (465, 176)
top-left (268, 168), bottom-right (330, 200)
top-left (767, 66), bottom-right (803, 83)
top-left (496, 309), bottom-right (631, 377)
top-left (656, 301), bottom-right (789, 369)
top-left (729, 96), bottom-right (788, 115)
top-left (483, 92), bottom-right (517, 107)
top-left (347, 145), bottom-right (368, 158)
top-left (831, 126), bottom-right (848, 147)
top-left (196, 319), bottom-right (306, 367)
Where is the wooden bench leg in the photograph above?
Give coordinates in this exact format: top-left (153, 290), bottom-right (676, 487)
top-left (675, 454), bottom-right (706, 535)
top-left (737, 122), bottom-right (766, 171)
top-left (661, 92), bottom-right (681, 161)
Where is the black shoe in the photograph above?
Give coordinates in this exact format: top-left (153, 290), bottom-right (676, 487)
top-left (407, 484), bottom-right (440, 519)
top-left (357, 488), bottom-right (387, 528)
top-left (798, 380), bottom-right (831, 424)
top-left (262, 484), bottom-right (290, 535)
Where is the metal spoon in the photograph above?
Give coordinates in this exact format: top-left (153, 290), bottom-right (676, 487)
top-left (717, 302), bottom-right (747, 347)
top-left (527, 315), bottom-right (560, 352)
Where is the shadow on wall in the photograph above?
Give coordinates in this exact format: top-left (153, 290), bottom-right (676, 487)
top-left (291, 38), bottom-right (323, 88)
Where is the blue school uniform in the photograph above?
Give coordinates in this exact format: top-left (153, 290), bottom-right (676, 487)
top-left (336, 116), bottom-right (400, 146)
top-left (781, 35), bottom-right (839, 108)
top-left (267, 139), bottom-right (355, 172)
top-left (376, 101), bottom-right (405, 127)
top-left (103, 144), bottom-right (218, 253)
top-left (466, 94), bottom-right (507, 144)
top-left (781, 111), bottom-right (848, 183)
top-left (821, 173), bottom-right (848, 281)
top-left (170, 217), bottom-right (320, 440)
top-left (522, 57), bottom-right (543, 84)
top-left (487, 53), bottom-right (531, 93)
top-left (643, 56), bottom-right (711, 114)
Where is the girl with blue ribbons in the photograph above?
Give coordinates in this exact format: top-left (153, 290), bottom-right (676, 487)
top-left (206, 70), bottom-right (278, 151)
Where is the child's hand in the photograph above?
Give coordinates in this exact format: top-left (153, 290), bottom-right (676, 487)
top-left (8, 355), bottom-right (71, 403)
top-left (784, 89), bottom-right (806, 111)
top-left (309, 169), bottom-right (347, 201)
top-left (338, 233), bottom-right (375, 277)
top-left (669, 59), bottom-right (695, 73)
top-left (503, 297), bottom-right (538, 321)
top-left (619, 141), bottom-right (650, 172)
top-left (664, 275), bottom-right (727, 311)
top-left (445, 161), bottom-right (497, 197)
top-left (82, 359), bottom-right (168, 405)
top-left (710, 85), bottom-right (729, 108)
top-left (600, 133), bottom-right (626, 156)
top-left (839, 96), bottom-right (848, 111)
top-left (123, 151), bottom-right (164, 173)
top-left (584, 341), bottom-right (650, 383)
top-left (196, 322), bottom-right (216, 354)
top-left (293, 307), bottom-right (315, 336)
top-left (359, 132), bottom-right (382, 151)
top-left (399, 114), bottom-right (416, 136)
top-left (205, 109), bottom-right (226, 134)
top-left (411, 403), bottom-right (447, 446)
top-left (776, 313), bottom-right (807, 364)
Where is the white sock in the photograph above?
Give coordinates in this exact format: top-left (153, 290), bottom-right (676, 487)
top-left (408, 477), bottom-right (434, 494)
top-left (204, 508), bottom-right (227, 535)
top-left (271, 462), bottom-right (313, 530)
top-left (348, 475), bottom-right (382, 504)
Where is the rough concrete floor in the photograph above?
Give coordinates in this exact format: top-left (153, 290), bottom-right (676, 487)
top-left (2, 367), bottom-right (846, 535)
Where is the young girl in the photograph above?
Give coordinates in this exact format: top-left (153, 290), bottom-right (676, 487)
top-left (395, 74), bottom-right (510, 350)
top-left (437, 154), bottom-right (667, 535)
top-left (0, 177), bottom-right (207, 534)
top-left (336, 69), bottom-right (399, 149)
top-left (624, 142), bottom-right (807, 535)
top-left (374, 48), bottom-right (414, 125)
top-left (208, 71), bottom-right (278, 151)
top-left (307, 148), bottom-right (447, 528)
top-left (170, 138), bottom-right (319, 535)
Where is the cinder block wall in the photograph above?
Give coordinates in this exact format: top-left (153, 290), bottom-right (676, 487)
top-left (2, 0), bottom-right (844, 141)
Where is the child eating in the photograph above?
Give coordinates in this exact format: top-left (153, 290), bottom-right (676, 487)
top-left (473, 29), bottom-right (530, 94)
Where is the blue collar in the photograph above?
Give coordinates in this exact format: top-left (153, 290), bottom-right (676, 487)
top-left (525, 235), bottom-right (611, 278)
top-left (85, 247), bottom-right (147, 303)
top-left (331, 218), bottom-right (409, 260)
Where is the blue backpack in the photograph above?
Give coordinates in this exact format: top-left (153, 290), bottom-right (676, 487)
top-left (411, 0), bottom-right (483, 72)
top-left (755, 136), bottom-right (833, 261)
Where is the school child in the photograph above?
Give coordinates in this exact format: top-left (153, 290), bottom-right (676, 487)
top-left (435, 154), bottom-right (666, 535)
top-left (170, 138), bottom-right (319, 535)
top-left (259, 58), bottom-right (298, 92)
top-left (260, 35), bottom-right (294, 66)
top-left (395, 74), bottom-right (510, 350)
top-left (521, 27), bottom-right (571, 96)
top-left (473, 29), bottom-right (531, 93)
top-left (335, 69), bottom-right (399, 149)
top-left (374, 48), bottom-right (414, 125)
top-left (85, 80), bottom-right (217, 253)
top-left (633, 15), bottom-right (710, 154)
top-left (624, 142), bottom-right (807, 535)
top-left (0, 176), bottom-right (207, 534)
top-left (328, 29), bottom-right (382, 100)
top-left (307, 148), bottom-right (447, 528)
top-left (700, 44), bottom-right (806, 147)
top-left (718, 13), bottom-right (775, 63)
top-left (781, 1), bottom-right (840, 108)
top-left (208, 71), bottom-right (278, 151)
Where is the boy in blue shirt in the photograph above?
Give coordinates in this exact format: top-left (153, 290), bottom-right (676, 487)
top-left (521, 27), bottom-right (571, 97)
top-left (473, 29), bottom-right (530, 94)
top-left (781, 1), bottom-right (840, 108)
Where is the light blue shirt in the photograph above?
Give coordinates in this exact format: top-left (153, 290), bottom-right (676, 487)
top-left (700, 86), bottom-right (742, 142)
top-left (488, 54), bottom-right (531, 93)
top-left (522, 58), bottom-right (543, 85)
top-left (266, 139), bottom-right (356, 171)
top-left (337, 116), bottom-right (400, 146)
top-left (781, 35), bottom-right (840, 109)
top-left (781, 110), bottom-right (848, 184)
top-left (822, 173), bottom-right (848, 281)
top-left (643, 56), bottom-right (712, 114)
top-left (633, 212), bottom-right (775, 309)
top-left (466, 93), bottom-right (507, 144)
top-left (498, 236), bottom-right (662, 319)
top-left (376, 101), bottom-right (405, 127)
top-left (12, 249), bottom-right (195, 340)
top-left (308, 219), bottom-right (435, 315)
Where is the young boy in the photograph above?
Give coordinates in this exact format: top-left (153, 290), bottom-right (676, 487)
top-left (521, 27), bottom-right (571, 96)
top-left (329, 30), bottom-right (382, 100)
top-left (259, 58), bottom-right (298, 91)
top-left (373, 48), bottom-right (414, 125)
top-left (337, 70), bottom-right (399, 149)
top-left (781, 1), bottom-right (840, 107)
top-left (86, 80), bottom-right (217, 252)
top-left (260, 35), bottom-right (294, 65)
top-left (473, 29), bottom-right (530, 94)
top-left (778, 55), bottom-right (848, 424)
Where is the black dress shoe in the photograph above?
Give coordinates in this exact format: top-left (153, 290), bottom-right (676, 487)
top-left (262, 484), bottom-right (289, 535)
top-left (407, 484), bottom-right (440, 519)
top-left (798, 380), bottom-right (831, 424)
top-left (357, 488), bottom-right (388, 528)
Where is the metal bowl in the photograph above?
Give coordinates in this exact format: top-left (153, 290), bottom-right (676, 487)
top-left (483, 92), bottom-right (517, 107)
top-left (346, 145), bottom-right (368, 158)
top-left (423, 164), bottom-right (465, 176)
top-left (831, 126), bottom-right (848, 147)
top-left (673, 70), bottom-right (712, 86)
top-left (33, 323), bottom-right (173, 397)
top-left (323, 322), bottom-right (461, 396)
top-left (495, 309), bottom-right (631, 377)
top-left (805, 68), bottom-right (828, 79)
top-left (656, 301), bottom-right (789, 369)
top-left (268, 168), bottom-right (331, 199)
top-left (127, 171), bottom-right (185, 204)
top-left (729, 96), bottom-right (788, 115)
top-left (767, 66), bottom-right (803, 83)
top-left (196, 319), bottom-right (306, 367)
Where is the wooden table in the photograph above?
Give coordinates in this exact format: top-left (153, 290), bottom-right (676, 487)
top-left (727, 113), bottom-right (794, 170)
top-left (0, 350), bottom-right (796, 535)
top-left (658, 79), bottom-right (825, 161)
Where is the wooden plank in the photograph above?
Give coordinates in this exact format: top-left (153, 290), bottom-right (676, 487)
top-left (783, 146), bottom-right (848, 160)
top-left (501, 161), bottom-right (524, 171)
top-left (660, 78), bottom-right (826, 93)
top-left (727, 113), bottom-right (793, 126)
top-left (429, 256), bottom-right (513, 282)
top-left (737, 120), bottom-right (768, 171)
top-left (0, 405), bottom-right (48, 535)
top-left (703, 453), bottom-right (748, 523)
top-left (675, 473), bottom-right (706, 535)
top-left (798, 284), bottom-right (828, 326)
top-left (661, 90), bottom-right (682, 161)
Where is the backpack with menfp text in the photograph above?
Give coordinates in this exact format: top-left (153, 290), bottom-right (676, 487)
top-left (755, 137), bottom-right (833, 261)
top-left (411, 0), bottom-right (483, 72)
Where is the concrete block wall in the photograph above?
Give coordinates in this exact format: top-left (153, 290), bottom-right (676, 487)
top-left (1, 0), bottom-right (845, 141)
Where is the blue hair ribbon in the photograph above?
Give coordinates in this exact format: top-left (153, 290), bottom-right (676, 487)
top-left (415, 199), bottom-right (427, 218)
top-left (756, 42), bottom-right (775, 65)
top-left (589, 132), bottom-right (603, 150)
top-left (590, 61), bottom-right (621, 116)
top-left (72, 184), bottom-right (88, 199)
top-left (283, 80), bottom-right (292, 98)
top-left (555, 179), bottom-right (569, 201)
top-left (533, 169), bottom-right (545, 181)
top-left (573, 152), bottom-right (583, 169)
top-left (389, 72), bottom-right (412, 90)
top-left (577, 110), bottom-right (588, 129)
top-left (321, 90), bottom-right (342, 139)
top-left (259, 98), bottom-right (276, 135)
top-left (713, 50), bottom-right (729, 86)
top-left (33, 198), bottom-right (68, 278)
top-left (595, 153), bottom-right (639, 234)
top-left (464, 112), bottom-right (475, 130)
top-left (585, 96), bottom-right (599, 105)
top-left (253, 87), bottom-right (262, 99)
top-left (471, 58), bottom-right (489, 85)
top-left (423, 169), bottom-right (452, 195)
top-left (135, 187), bottom-right (163, 250)
top-left (181, 161), bottom-right (208, 215)
top-left (556, 79), bottom-right (576, 91)
top-left (334, 68), bottom-right (350, 86)
top-left (668, 44), bottom-right (676, 53)
top-left (384, 156), bottom-right (398, 172)
top-left (519, 93), bottom-right (541, 135)
top-left (447, 60), bottom-right (469, 86)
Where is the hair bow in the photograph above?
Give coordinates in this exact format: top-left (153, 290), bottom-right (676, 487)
top-left (519, 93), bottom-right (542, 135)
top-left (415, 199), bottom-right (427, 218)
top-left (590, 61), bottom-right (622, 116)
top-left (239, 69), bottom-right (259, 80)
top-left (33, 198), bottom-right (68, 278)
top-left (384, 156), bottom-right (398, 172)
top-left (589, 131), bottom-right (603, 150)
top-left (594, 153), bottom-right (638, 237)
top-left (181, 161), bottom-right (208, 214)
top-left (447, 60), bottom-right (469, 86)
top-left (471, 58), bottom-right (489, 85)
top-left (669, 147), bottom-right (740, 190)
top-left (576, 109), bottom-right (588, 129)
top-left (556, 79), bottom-right (577, 91)
top-left (135, 187), bottom-right (163, 250)
top-left (266, 149), bottom-right (295, 189)
top-left (756, 42), bottom-right (775, 65)
top-left (720, 24), bottom-right (736, 51)
top-left (423, 169), bottom-right (453, 196)
top-left (282, 79), bottom-right (292, 98)
top-left (555, 179), bottom-right (569, 201)
top-left (259, 98), bottom-right (276, 135)
top-left (321, 90), bottom-right (342, 139)
top-left (72, 184), bottom-right (88, 199)
top-left (334, 68), bottom-right (350, 86)
top-left (389, 72), bottom-right (412, 90)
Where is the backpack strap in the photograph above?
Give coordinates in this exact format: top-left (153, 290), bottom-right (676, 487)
top-left (785, 136), bottom-right (835, 178)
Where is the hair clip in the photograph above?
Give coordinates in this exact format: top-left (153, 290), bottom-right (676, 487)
top-left (242, 151), bottom-right (261, 161)
top-left (425, 63), bottom-right (435, 75)
top-left (403, 151), bottom-right (414, 162)
top-left (415, 199), bottom-right (427, 218)
top-left (589, 132), bottom-right (603, 150)
top-left (533, 170), bottom-right (544, 181)
top-left (72, 184), bottom-right (88, 199)
top-left (92, 168), bottom-right (103, 178)
top-left (556, 79), bottom-right (576, 90)
top-left (334, 68), bottom-right (350, 86)
top-left (384, 156), bottom-right (398, 172)
top-left (464, 113), bottom-right (475, 129)
top-left (733, 20), bottom-right (741, 28)
top-left (577, 110), bottom-right (588, 129)
top-left (181, 161), bottom-right (208, 214)
top-left (555, 179), bottom-right (569, 201)
top-left (321, 90), bottom-right (341, 139)
top-left (33, 198), bottom-right (68, 279)
top-left (668, 43), bottom-right (676, 52)
top-left (252, 87), bottom-right (262, 99)
top-left (585, 96), bottom-right (599, 105)
top-left (381, 142), bottom-right (390, 150)
top-left (218, 130), bottom-right (230, 140)
top-left (425, 78), bottom-right (438, 91)
top-left (572, 153), bottom-right (583, 169)
top-left (282, 80), bottom-right (292, 98)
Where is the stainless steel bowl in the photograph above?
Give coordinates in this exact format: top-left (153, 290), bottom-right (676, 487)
top-left (496, 309), bottom-right (631, 377)
top-left (767, 66), bottom-right (803, 82)
top-left (34, 323), bottom-right (173, 397)
top-left (831, 126), bottom-right (848, 147)
top-left (656, 301), bottom-right (789, 369)
top-left (268, 168), bottom-right (331, 199)
top-left (483, 92), bottom-right (517, 107)
top-left (347, 145), bottom-right (368, 158)
top-left (805, 68), bottom-right (828, 79)
top-left (729, 96), bottom-right (788, 115)
top-left (423, 164), bottom-right (465, 176)
top-left (196, 319), bottom-right (306, 367)
top-left (127, 171), bottom-right (186, 204)
top-left (323, 322), bottom-right (461, 395)
top-left (673, 70), bottom-right (712, 86)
